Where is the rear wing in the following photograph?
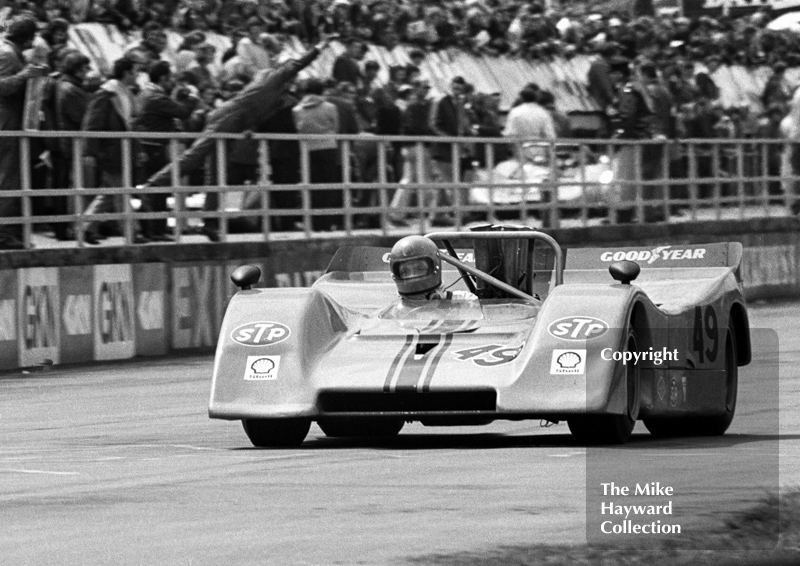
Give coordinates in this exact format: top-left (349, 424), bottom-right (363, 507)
top-left (566, 242), bottom-right (743, 271)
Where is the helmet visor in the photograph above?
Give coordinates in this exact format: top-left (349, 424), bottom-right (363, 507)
top-left (395, 258), bottom-right (433, 280)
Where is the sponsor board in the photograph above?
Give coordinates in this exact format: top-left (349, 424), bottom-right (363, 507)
top-left (172, 263), bottom-right (227, 349)
top-left (60, 266), bottom-right (93, 364)
top-left (133, 263), bottom-right (167, 357)
top-left (244, 355), bottom-right (281, 380)
top-left (94, 265), bottom-right (135, 360)
top-left (18, 267), bottom-right (60, 366)
top-left (550, 349), bottom-right (586, 375)
top-left (231, 321), bottom-right (291, 347)
top-left (548, 316), bottom-right (609, 340)
top-left (0, 270), bottom-right (18, 368)
top-left (600, 246), bottom-right (707, 264)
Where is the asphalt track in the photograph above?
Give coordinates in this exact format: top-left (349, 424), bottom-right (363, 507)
top-left (1, 302), bottom-right (798, 566)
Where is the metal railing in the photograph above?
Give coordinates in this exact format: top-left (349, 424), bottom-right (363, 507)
top-left (0, 130), bottom-right (795, 248)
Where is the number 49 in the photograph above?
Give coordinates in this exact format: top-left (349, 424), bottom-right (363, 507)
top-left (692, 305), bottom-right (718, 364)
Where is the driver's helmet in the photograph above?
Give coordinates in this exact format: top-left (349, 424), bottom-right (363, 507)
top-left (389, 236), bottom-right (442, 297)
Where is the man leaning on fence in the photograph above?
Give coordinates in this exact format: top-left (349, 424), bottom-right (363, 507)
top-left (140, 35), bottom-right (335, 242)
top-left (0, 15), bottom-right (48, 250)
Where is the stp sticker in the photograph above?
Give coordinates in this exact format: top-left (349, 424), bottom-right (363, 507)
top-left (548, 317), bottom-right (609, 340)
top-left (244, 355), bottom-right (281, 380)
top-left (231, 321), bottom-right (291, 346)
top-left (550, 349), bottom-right (586, 375)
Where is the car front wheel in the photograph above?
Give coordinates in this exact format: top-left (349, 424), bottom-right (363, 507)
top-left (242, 418), bottom-right (311, 447)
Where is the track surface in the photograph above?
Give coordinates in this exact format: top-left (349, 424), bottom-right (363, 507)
top-left (1, 302), bottom-right (798, 565)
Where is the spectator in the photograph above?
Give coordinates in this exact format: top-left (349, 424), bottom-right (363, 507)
top-left (293, 77), bottom-right (341, 231)
top-left (125, 21), bottom-right (167, 68)
top-left (134, 60), bottom-right (199, 241)
top-left (40, 17), bottom-right (70, 70)
top-left (762, 61), bottom-right (792, 112)
top-left (183, 42), bottom-right (218, 92)
top-left (429, 75), bottom-right (474, 225)
top-left (587, 43), bottom-right (619, 136)
top-left (332, 39), bottom-right (365, 87)
top-left (502, 84), bottom-right (556, 162)
top-left (51, 51), bottom-right (92, 241)
top-left (538, 90), bottom-right (571, 138)
top-left (0, 15), bottom-right (48, 250)
top-left (756, 103), bottom-right (785, 199)
top-left (237, 19), bottom-right (279, 76)
top-left (80, 56), bottom-right (146, 245)
top-left (141, 37), bottom-right (334, 241)
top-left (390, 79), bottom-right (439, 226)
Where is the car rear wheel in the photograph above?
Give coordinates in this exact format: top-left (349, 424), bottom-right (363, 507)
top-left (568, 330), bottom-right (639, 445)
top-left (645, 321), bottom-right (738, 438)
top-left (242, 418), bottom-right (310, 447)
top-left (318, 418), bottom-right (405, 438)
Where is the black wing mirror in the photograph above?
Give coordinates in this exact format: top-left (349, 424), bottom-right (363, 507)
top-left (231, 265), bottom-right (261, 290)
top-left (609, 261), bottom-right (640, 285)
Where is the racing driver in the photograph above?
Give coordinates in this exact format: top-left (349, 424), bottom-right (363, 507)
top-left (389, 236), bottom-right (450, 300)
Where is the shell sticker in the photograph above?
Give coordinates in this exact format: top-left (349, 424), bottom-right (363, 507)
top-left (244, 355), bottom-right (281, 380)
top-left (550, 349), bottom-right (586, 375)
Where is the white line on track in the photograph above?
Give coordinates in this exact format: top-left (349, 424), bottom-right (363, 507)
top-left (0, 469), bottom-right (79, 475)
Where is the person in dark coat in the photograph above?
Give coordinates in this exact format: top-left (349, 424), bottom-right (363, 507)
top-left (51, 51), bottom-right (91, 240)
top-left (331, 39), bottom-right (364, 87)
top-left (0, 15), bottom-right (48, 249)
top-left (134, 60), bottom-right (199, 240)
top-left (80, 57), bottom-right (145, 244)
top-left (141, 37), bottom-right (334, 241)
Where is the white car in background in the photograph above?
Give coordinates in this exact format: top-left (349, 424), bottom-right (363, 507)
top-left (470, 144), bottom-right (615, 214)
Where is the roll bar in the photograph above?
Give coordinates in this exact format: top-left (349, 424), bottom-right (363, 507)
top-left (426, 230), bottom-right (564, 301)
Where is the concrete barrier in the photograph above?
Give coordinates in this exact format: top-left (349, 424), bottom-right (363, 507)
top-left (0, 219), bottom-right (797, 371)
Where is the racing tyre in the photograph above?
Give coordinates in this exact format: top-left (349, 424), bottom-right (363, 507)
top-left (318, 418), bottom-right (405, 438)
top-left (644, 321), bottom-right (737, 438)
top-left (568, 330), bottom-right (640, 445)
top-left (242, 418), bottom-right (311, 447)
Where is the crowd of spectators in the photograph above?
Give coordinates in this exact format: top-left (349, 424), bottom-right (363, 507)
top-left (7, 0), bottom-right (800, 65)
top-left (1, 3), bottom-right (800, 248)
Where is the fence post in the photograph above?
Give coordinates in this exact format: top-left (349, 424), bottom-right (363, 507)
top-left (634, 142), bottom-right (644, 224)
top-left (341, 139), bottom-right (352, 234)
top-left (378, 140), bottom-right (389, 233)
top-left (72, 136), bottom-right (85, 244)
top-left (19, 135), bottom-right (32, 248)
top-left (300, 140), bottom-right (312, 237)
top-left (687, 142), bottom-right (698, 222)
top-left (736, 141), bottom-right (745, 220)
top-left (121, 137), bottom-right (134, 244)
top-left (712, 141), bottom-right (722, 221)
top-left (258, 138), bottom-right (271, 241)
top-left (486, 142), bottom-right (496, 223)
top-left (452, 141), bottom-right (462, 228)
top-left (548, 140), bottom-right (560, 229)
top-left (169, 138), bottom-right (183, 241)
top-left (215, 138), bottom-right (227, 241)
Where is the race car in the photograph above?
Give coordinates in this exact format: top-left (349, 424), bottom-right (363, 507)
top-left (469, 144), bottom-right (615, 212)
top-left (209, 225), bottom-right (750, 447)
